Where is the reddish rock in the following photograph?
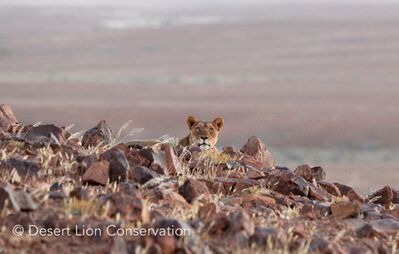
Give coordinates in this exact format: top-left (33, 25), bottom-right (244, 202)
top-left (178, 178), bottom-right (210, 203)
top-left (227, 209), bottom-right (255, 237)
top-left (137, 146), bottom-right (178, 176)
top-left (318, 180), bottom-right (342, 197)
top-left (24, 124), bottom-right (69, 144)
top-left (207, 213), bottom-right (231, 236)
top-left (367, 186), bottom-right (393, 208)
top-left (334, 182), bottom-right (365, 203)
top-left (0, 104), bottom-right (18, 131)
top-left (106, 191), bottom-right (146, 221)
top-left (161, 144), bottom-right (179, 176)
top-left (308, 185), bottom-right (331, 202)
top-left (81, 161), bottom-right (110, 185)
top-left (300, 204), bottom-right (331, 220)
top-left (331, 201), bottom-right (361, 219)
top-left (240, 136), bottom-right (275, 170)
top-left (241, 193), bottom-right (276, 208)
top-left (76, 153), bottom-right (98, 175)
top-left (1, 158), bottom-right (40, 177)
top-left (126, 149), bottom-right (151, 168)
top-left (131, 166), bottom-right (159, 184)
top-left (294, 164), bottom-right (326, 182)
top-left (82, 120), bottom-right (112, 148)
top-left (264, 170), bottom-right (310, 197)
top-left (100, 147), bottom-right (129, 182)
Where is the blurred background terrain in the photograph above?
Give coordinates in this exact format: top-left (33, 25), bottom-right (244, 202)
top-left (0, 0), bottom-right (398, 193)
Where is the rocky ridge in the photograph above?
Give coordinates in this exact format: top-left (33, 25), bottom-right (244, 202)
top-left (0, 104), bottom-right (398, 254)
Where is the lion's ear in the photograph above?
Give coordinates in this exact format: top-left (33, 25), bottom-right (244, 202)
top-left (212, 117), bottom-right (224, 131)
top-left (186, 116), bottom-right (198, 129)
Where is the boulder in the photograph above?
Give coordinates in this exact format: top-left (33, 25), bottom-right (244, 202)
top-left (100, 147), bottom-right (129, 182)
top-left (367, 186), bottom-right (393, 208)
top-left (249, 226), bottom-right (279, 246)
top-left (240, 136), bottom-right (275, 170)
top-left (81, 120), bottom-right (112, 148)
top-left (81, 161), bottom-right (110, 185)
top-left (178, 178), bottom-right (210, 203)
top-left (131, 166), bottom-right (159, 185)
top-left (24, 124), bottom-right (69, 144)
top-left (241, 193), bottom-right (276, 208)
top-left (0, 104), bottom-right (18, 131)
top-left (0, 184), bottom-right (38, 212)
top-left (294, 164), bottom-right (326, 182)
top-left (369, 219), bottom-right (399, 236)
top-left (264, 170), bottom-right (310, 197)
top-left (226, 209), bottom-right (255, 246)
top-left (105, 191), bottom-right (146, 221)
top-left (334, 182), bottom-right (365, 203)
top-left (318, 180), bottom-right (342, 197)
top-left (331, 201), bottom-right (361, 219)
top-left (1, 158), bottom-right (40, 177)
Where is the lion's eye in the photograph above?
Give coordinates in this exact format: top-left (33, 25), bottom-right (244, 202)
top-left (210, 128), bottom-right (214, 132)
top-left (195, 127), bottom-right (200, 131)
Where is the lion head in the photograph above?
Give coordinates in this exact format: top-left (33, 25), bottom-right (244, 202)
top-left (179, 116), bottom-right (224, 150)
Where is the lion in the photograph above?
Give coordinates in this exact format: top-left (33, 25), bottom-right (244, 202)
top-left (179, 116), bottom-right (224, 151)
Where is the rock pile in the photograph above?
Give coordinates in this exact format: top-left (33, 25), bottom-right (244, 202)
top-left (0, 104), bottom-right (398, 253)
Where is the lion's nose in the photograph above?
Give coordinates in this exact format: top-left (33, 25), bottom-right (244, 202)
top-left (200, 136), bottom-right (208, 140)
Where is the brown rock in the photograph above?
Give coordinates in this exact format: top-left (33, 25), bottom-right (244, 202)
top-left (1, 185), bottom-right (38, 212)
top-left (0, 104), bottom-right (18, 131)
top-left (76, 153), bottom-right (97, 175)
top-left (1, 158), bottom-right (40, 177)
top-left (125, 149), bottom-right (151, 168)
top-left (241, 193), bottom-right (276, 208)
top-left (249, 226), bottom-right (278, 246)
top-left (178, 178), bottom-right (210, 203)
top-left (222, 196), bottom-right (243, 207)
top-left (227, 209), bottom-right (255, 236)
top-left (308, 185), bottom-right (331, 202)
top-left (367, 186), bottom-right (393, 208)
top-left (300, 203), bottom-right (331, 219)
top-left (100, 147), bottom-right (129, 182)
top-left (131, 166), bottom-right (159, 184)
top-left (318, 180), bottom-right (342, 196)
top-left (264, 170), bottom-right (310, 197)
top-left (82, 120), bottom-right (112, 148)
top-left (207, 213), bottom-right (231, 236)
top-left (294, 164), bottom-right (326, 182)
top-left (106, 191), bottom-right (146, 221)
top-left (240, 136), bottom-right (275, 170)
top-left (160, 144), bottom-right (179, 176)
top-left (334, 182), bottom-right (365, 203)
top-left (24, 124), bottom-right (69, 144)
top-left (331, 201), bottom-right (360, 219)
top-left (81, 161), bottom-right (110, 185)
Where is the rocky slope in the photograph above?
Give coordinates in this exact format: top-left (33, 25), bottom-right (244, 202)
top-left (0, 104), bottom-right (398, 254)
